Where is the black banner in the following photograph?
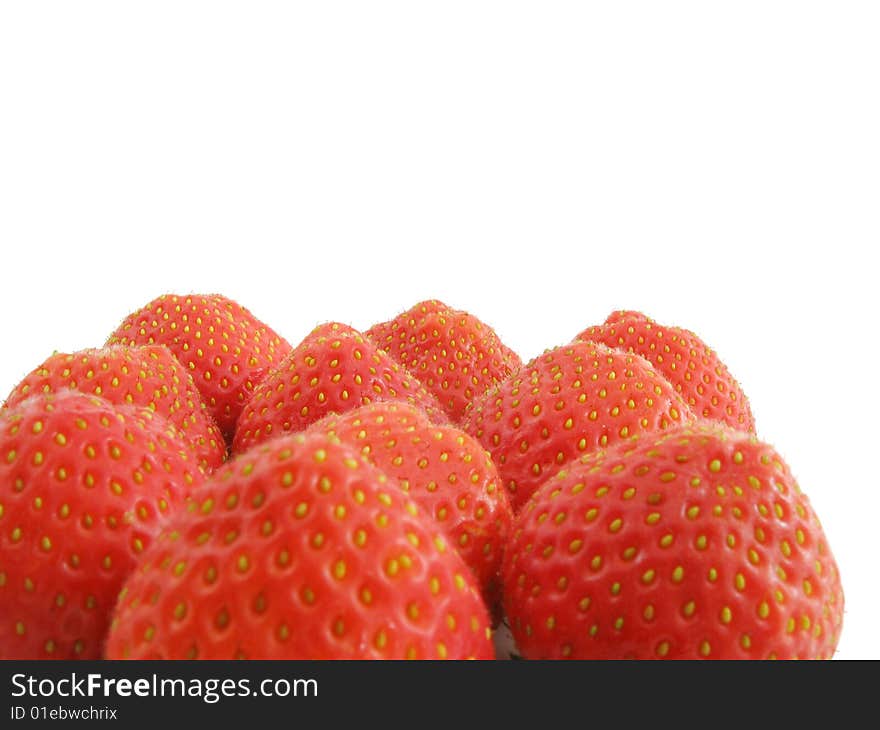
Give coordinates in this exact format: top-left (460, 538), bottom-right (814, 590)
top-left (0, 660), bottom-right (867, 726)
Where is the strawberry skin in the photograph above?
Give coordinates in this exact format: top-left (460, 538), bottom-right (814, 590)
top-left (107, 294), bottom-right (292, 441)
top-left (232, 322), bottom-right (445, 454)
top-left (462, 341), bottom-right (691, 512)
top-left (575, 311), bottom-right (754, 432)
top-left (105, 432), bottom-right (494, 659)
top-left (306, 402), bottom-right (512, 601)
top-left (367, 300), bottom-right (522, 423)
top-left (3, 345), bottom-right (226, 472)
top-left (503, 424), bottom-right (844, 659)
top-left (0, 391), bottom-right (202, 659)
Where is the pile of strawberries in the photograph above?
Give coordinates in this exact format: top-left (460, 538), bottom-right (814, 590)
top-left (0, 295), bottom-right (844, 660)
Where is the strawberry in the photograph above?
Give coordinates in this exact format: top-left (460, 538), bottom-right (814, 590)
top-left (306, 402), bottom-right (512, 602)
top-left (0, 390), bottom-right (202, 659)
top-left (106, 293), bottom-right (292, 442)
top-left (3, 345), bottom-right (226, 472)
top-left (104, 432), bottom-right (494, 659)
top-left (503, 424), bottom-right (844, 659)
top-left (366, 299), bottom-right (522, 422)
top-left (232, 322), bottom-right (445, 454)
top-left (462, 341), bottom-right (691, 512)
top-left (575, 311), bottom-right (754, 432)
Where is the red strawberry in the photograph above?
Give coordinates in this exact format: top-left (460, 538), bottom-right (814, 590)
top-left (366, 300), bottom-right (521, 422)
top-left (575, 311), bottom-right (754, 432)
top-left (503, 424), bottom-right (844, 659)
top-left (306, 402), bottom-right (512, 602)
top-left (0, 390), bottom-right (202, 659)
top-left (232, 322), bottom-right (445, 454)
top-left (106, 294), bottom-right (292, 441)
top-left (3, 345), bottom-right (226, 472)
top-left (105, 432), bottom-right (494, 659)
top-left (462, 341), bottom-right (691, 512)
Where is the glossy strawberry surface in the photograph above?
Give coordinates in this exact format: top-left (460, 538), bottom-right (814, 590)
top-left (105, 432), bottom-right (494, 659)
top-left (575, 311), bottom-right (754, 432)
top-left (307, 402), bottom-right (512, 600)
top-left (232, 322), bottom-right (445, 454)
top-left (107, 294), bottom-right (291, 441)
top-left (503, 425), bottom-right (843, 659)
top-left (3, 345), bottom-right (225, 471)
top-left (463, 341), bottom-right (692, 511)
top-left (367, 300), bottom-right (521, 422)
top-left (0, 391), bottom-right (202, 659)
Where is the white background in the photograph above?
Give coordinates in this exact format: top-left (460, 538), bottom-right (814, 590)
top-left (1, 2), bottom-right (877, 659)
